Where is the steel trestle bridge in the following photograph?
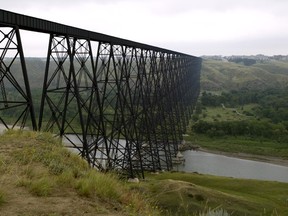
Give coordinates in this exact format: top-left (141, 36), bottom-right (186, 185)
top-left (0, 9), bottom-right (201, 178)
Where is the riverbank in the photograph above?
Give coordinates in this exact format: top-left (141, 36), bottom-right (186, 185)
top-left (0, 124), bottom-right (7, 134)
top-left (198, 147), bottom-right (288, 167)
top-left (183, 134), bottom-right (288, 166)
top-left (0, 124), bottom-right (24, 134)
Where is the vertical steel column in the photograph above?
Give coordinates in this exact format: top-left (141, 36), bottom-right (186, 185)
top-left (135, 49), bottom-right (161, 171)
top-left (39, 35), bottom-right (71, 134)
top-left (121, 46), bottom-right (144, 178)
top-left (39, 34), bottom-right (95, 164)
top-left (88, 43), bottom-right (144, 177)
top-left (157, 52), bottom-right (174, 171)
top-left (0, 25), bottom-right (36, 130)
top-left (91, 42), bottom-right (117, 170)
top-left (86, 41), bottom-right (109, 170)
top-left (38, 33), bottom-right (52, 131)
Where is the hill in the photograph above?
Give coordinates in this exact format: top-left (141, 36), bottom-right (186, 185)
top-left (201, 58), bottom-right (288, 92)
top-left (0, 130), bottom-right (159, 216)
top-left (4, 56), bottom-right (288, 92)
top-left (188, 57), bottom-right (288, 162)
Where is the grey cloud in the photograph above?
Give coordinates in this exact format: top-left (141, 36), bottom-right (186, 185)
top-left (146, 0), bottom-right (288, 16)
top-left (2, 0), bottom-right (288, 56)
top-left (3, 0), bottom-right (288, 16)
top-left (158, 36), bottom-right (288, 56)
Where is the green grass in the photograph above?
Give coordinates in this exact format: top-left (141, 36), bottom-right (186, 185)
top-left (142, 172), bottom-right (288, 216)
top-left (200, 106), bottom-right (253, 122)
top-left (1, 130), bottom-right (288, 216)
top-left (201, 59), bottom-right (288, 92)
top-left (29, 177), bottom-right (56, 196)
top-left (76, 171), bottom-right (122, 200)
top-left (189, 103), bottom-right (288, 158)
top-left (0, 190), bottom-right (5, 206)
top-left (185, 134), bottom-right (288, 158)
top-left (0, 130), bottom-right (161, 216)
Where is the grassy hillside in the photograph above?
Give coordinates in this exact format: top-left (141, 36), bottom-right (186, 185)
top-left (4, 57), bottom-right (288, 92)
top-left (0, 130), bottom-right (160, 216)
top-left (201, 59), bottom-right (288, 91)
top-left (193, 59), bottom-right (288, 157)
top-left (143, 172), bottom-right (288, 216)
top-left (1, 130), bottom-right (288, 216)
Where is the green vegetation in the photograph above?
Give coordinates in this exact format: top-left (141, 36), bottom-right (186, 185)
top-left (2, 57), bottom-right (288, 215)
top-left (185, 134), bottom-right (288, 158)
top-left (189, 83), bottom-right (288, 158)
top-left (201, 88), bottom-right (288, 123)
top-left (0, 130), bottom-right (160, 215)
top-left (2, 130), bottom-right (288, 216)
top-left (0, 190), bottom-right (5, 206)
top-left (192, 120), bottom-right (288, 140)
top-left (141, 172), bottom-right (288, 216)
top-left (201, 59), bottom-right (288, 92)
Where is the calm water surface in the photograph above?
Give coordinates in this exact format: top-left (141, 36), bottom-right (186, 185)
top-left (62, 134), bottom-right (288, 183)
top-left (176, 150), bottom-right (288, 183)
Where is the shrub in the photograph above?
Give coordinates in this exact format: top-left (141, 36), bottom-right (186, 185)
top-left (0, 156), bottom-right (7, 173)
top-left (17, 177), bottom-right (54, 197)
top-left (0, 190), bottom-right (5, 206)
top-left (29, 178), bottom-right (55, 197)
top-left (76, 171), bottom-right (122, 200)
top-left (192, 114), bottom-right (199, 122)
top-left (56, 171), bottom-right (75, 187)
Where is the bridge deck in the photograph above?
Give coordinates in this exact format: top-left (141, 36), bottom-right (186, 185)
top-left (0, 9), bottom-right (192, 56)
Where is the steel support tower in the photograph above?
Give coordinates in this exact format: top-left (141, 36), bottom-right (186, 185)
top-left (0, 9), bottom-right (202, 178)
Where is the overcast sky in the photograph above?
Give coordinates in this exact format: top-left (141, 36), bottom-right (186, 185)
top-left (2, 0), bottom-right (288, 57)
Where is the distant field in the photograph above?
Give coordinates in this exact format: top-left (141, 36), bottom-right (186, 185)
top-left (188, 101), bottom-right (288, 158)
top-left (199, 104), bottom-right (258, 122)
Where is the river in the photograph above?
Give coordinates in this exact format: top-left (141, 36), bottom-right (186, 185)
top-left (2, 126), bottom-right (287, 182)
top-left (176, 150), bottom-right (288, 183)
top-left (28, 131), bottom-right (288, 183)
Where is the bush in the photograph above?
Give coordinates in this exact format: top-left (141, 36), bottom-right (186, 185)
top-left (76, 171), bottom-right (122, 200)
top-left (192, 120), bottom-right (288, 139)
top-left (17, 177), bottom-right (55, 197)
top-left (0, 190), bottom-right (5, 206)
top-left (192, 114), bottom-right (199, 122)
top-left (29, 178), bottom-right (55, 197)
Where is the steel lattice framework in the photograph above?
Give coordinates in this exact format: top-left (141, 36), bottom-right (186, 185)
top-left (0, 10), bottom-right (201, 178)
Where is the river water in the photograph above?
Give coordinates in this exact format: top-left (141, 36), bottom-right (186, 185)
top-left (1, 125), bottom-right (286, 183)
top-left (176, 150), bottom-right (288, 183)
top-left (62, 134), bottom-right (288, 183)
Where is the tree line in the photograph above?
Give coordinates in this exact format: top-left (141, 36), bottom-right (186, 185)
top-left (192, 120), bottom-right (288, 140)
top-left (191, 87), bottom-right (288, 141)
top-left (200, 88), bottom-right (288, 123)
